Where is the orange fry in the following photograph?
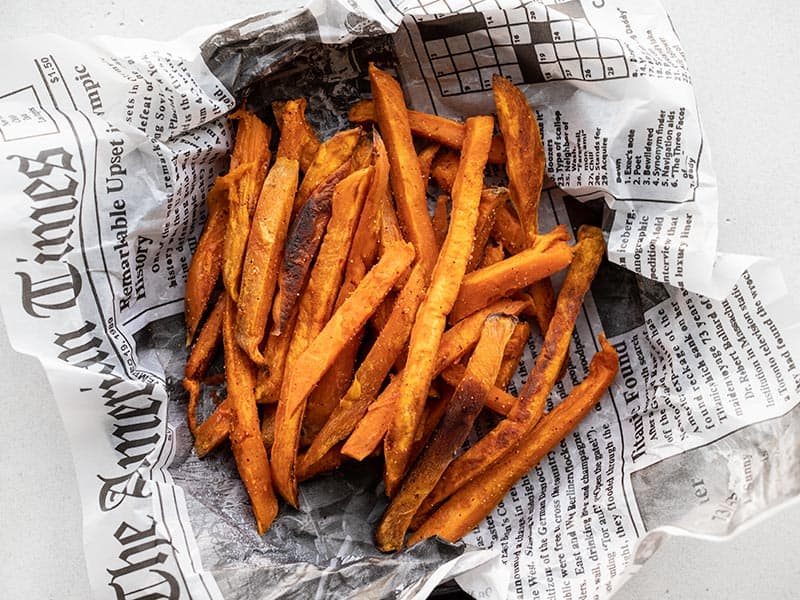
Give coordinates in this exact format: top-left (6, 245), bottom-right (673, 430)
top-left (271, 241), bottom-right (416, 506)
top-left (273, 162), bottom-right (351, 335)
top-left (194, 400), bottom-right (232, 458)
top-left (480, 240), bottom-right (505, 268)
top-left (185, 294), bottom-right (225, 382)
top-left (369, 65), bottom-right (438, 275)
top-left (491, 204), bottom-right (525, 255)
top-left (409, 335), bottom-right (618, 546)
top-left (495, 320), bottom-right (531, 390)
top-left (341, 298), bottom-right (530, 461)
top-left (376, 314), bottom-right (517, 550)
top-left (223, 295), bottom-right (278, 535)
top-left (236, 157), bottom-right (300, 363)
top-left (273, 99), bottom-right (320, 172)
top-left (349, 99), bottom-right (506, 164)
top-left (184, 177), bottom-right (228, 345)
top-left (222, 111), bottom-right (272, 299)
top-left (419, 226), bottom-right (606, 514)
top-left (418, 142), bottom-right (440, 183)
top-left (295, 127), bottom-right (362, 212)
top-left (450, 235), bottom-right (573, 323)
top-left (255, 303), bottom-right (297, 404)
top-left (466, 187), bottom-right (508, 272)
top-left (384, 115), bottom-right (495, 497)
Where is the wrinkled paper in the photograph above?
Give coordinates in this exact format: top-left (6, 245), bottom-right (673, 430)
top-left (0, 1), bottom-right (798, 599)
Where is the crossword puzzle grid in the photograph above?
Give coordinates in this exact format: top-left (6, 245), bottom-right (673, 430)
top-left (413, 1), bottom-right (629, 96)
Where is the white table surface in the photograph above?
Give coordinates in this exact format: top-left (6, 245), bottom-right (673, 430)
top-left (1, 1), bottom-right (798, 599)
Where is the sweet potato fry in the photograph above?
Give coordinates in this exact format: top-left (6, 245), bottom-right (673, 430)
top-left (273, 162), bottom-right (351, 335)
top-left (223, 295), bottom-right (278, 535)
top-left (349, 99), bottom-right (506, 164)
top-left (466, 187), bottom-right (508, 272)
top-left (449, 238), bottom-right (573, 323)
top-left (369, 65), bottom-right (438, 274)
top-left (185, 294), bottom-right (225, 382)
top-left (222, 111), bottom-right (272, 299)
top-left (493, 74), bottom-right (555, 334)
top-left (275, 99), bottom-right (307, 163)
top-left (260, 403), bottom-right (277, 450)
top-left (194, 400), bottom-right (232, 458)
top-left (341, 298), bottom-right (530, 461)
top-left (408, 334), bottom-right (618, 546)
top-left (490, 204), bottom-right (525, 255)
top-left (184, 177), bottom-right (229, 345)
top-left (271, 241), bottom-right (416, 506)
top-left (418, 226), bottom-right (606, 514)
top-left (430, 150), bottom-right (459, 194)
top-left (376, 314), bottom-right (517, 550)
top-left (295, 127), bottom-right (362, 211)
top-left (384, 115), bottom-right (495, 497)
top-left (495, 320), bottom-right (530, 389)
top-left (236, 157), bottom-right (300, 364)
top-left (273, 99), bottom-right (320, 172)
top-left (298, 444), bottom-right (346, 482)
top-left (431, 194), bottom-right (449, 250)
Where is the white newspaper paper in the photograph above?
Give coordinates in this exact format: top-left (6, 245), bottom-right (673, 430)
top-left (0, 1), bottom-right (797, 599)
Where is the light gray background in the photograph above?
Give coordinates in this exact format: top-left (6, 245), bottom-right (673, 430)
top-left (0, 1), bottom-right (798, 599)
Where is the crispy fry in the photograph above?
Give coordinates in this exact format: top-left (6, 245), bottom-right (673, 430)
top-left (271, 242), bottom-right (416, 506)
top-left (430, 150), bottom-right (459, 194)
top-left (369, 65), bottom-right (438, 275)
top-left (184, 177), bottom-right (229, 345)
top-left (236, 157), bottom-right (300, 363)
top-left (450, 236), bottom-right (573, 323)
top-left (495, 321), bottom-right (531, 389)
top-left (491, 204), bottom-right (525, 255)
top-left (466, 187), bottom-right (508, 272)
top-left (341, 298), bottom-right (530, 461)
top-left (185, 294), bottom-right (225, 382)
top-left (493, 75), bottom-right (556, 335)
top-left (274, 99), bottom-right (306, 162)
top-left (273, 162), bottom-right (351, 335)
top-left (418, 226), bottom-right (606, 514)
top-left (431, 194), bottom-right (448, 250)
top-left (349, 99), bottom-right (506, 164)
top-left (295, 127), bottom-right (362, 211)
top-left (376, 314), bottom-right (517, 550)
top-left (222, 111), bottom-right (272, 299)
top-left (384, 115), bottom-right (495, 497)
top-left (223, 295), bottom-right (278, 535)
top-left (273, 99), bottom-right (320, 172)
top-left (408, 335), bottom-right (618, 546)
top-left (194, 400), bottom-right (232, 458)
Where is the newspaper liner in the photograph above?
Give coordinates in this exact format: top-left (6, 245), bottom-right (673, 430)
top-left (0, 1), bottom-right (797, 599)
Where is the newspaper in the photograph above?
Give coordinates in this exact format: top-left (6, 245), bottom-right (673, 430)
top-left (0, 1), bottom-right (797, 599)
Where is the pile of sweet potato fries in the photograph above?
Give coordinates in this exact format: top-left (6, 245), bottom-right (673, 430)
top-left (183, 65), bottom-right (619, 551)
